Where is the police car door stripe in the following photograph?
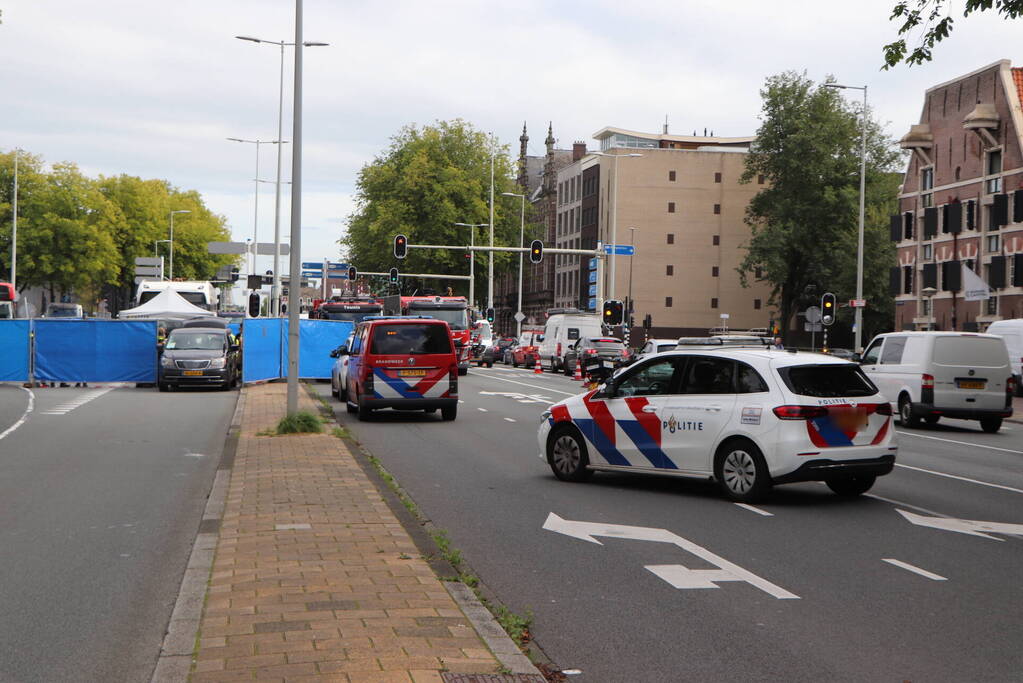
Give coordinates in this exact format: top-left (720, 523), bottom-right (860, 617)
top-left (622, 398), bottom-right (679, 470)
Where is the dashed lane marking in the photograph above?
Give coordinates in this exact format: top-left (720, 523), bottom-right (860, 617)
top-left (882, 558), bottom-right (947, 581)
top-left (734, 503), bottom-right (773, 517)
top-left (38, 387), bottom-right (114, 415)
top-left (0, 387), bottom-right (34, 442)
top-left (504, 417), bottom-right (516, 423)
top-left (478, 408), bottom-right (488, 412)
top-left (896, 430), bottom-right (1023, 455)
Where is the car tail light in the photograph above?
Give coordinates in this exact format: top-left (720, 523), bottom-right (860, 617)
top-left (773, 405), bottom-right (828, 420)
top-left (364, 368), bottom-right (374, 397)
top-left (585, 348), bottom-right (598, 355)
top-left (921, 373), bottom-right (934, 389)
top-left (622, 349), bottom-right (631, 358)
top-left (874, 402), bottom-right (892, 416)
top-left (449, 365), bottom-right (458, 397)
top-left (1007, 376), bottom-right (1015, 395)
top-left (556, 343), bottom-right (562, 356)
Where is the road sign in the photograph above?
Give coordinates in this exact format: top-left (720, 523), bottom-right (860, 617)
top-left (513, 312), bottom-right (525, 323)
top-left (603, 244), bottom-right (636, 256)
top-left (134, 265), bottom-right (161, 277)
top-left (588, 298), bottom-right (596, 310)
top-left (804, 305), bottom-right (822, 323)
top-left (326, 262), bottom-right (349, 272)
top-left (302, 262), bottom-right (323, 270)
top-left (589, 258), bottom-right (598, 270)
top-left (134, 256), bottom-right (162, 267)
top-left (588, 271), bottom-right (597, 284)
top-left (804, 322), bottom-right (823, 332)
top-left (588, 284), bottom-right (597, 296)
top-left (255, 243), bottom-right (289, 256)
top-left (301, 271), bottom-right (323, 278)
top-left (850, 299), bottom-right (867, 308)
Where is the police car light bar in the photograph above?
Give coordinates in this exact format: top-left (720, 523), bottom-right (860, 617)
top-left (676, 336), bottom-right (775, 347)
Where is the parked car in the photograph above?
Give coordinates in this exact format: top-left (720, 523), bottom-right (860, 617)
top-left (497, 337), bottom-right (518, 364)
top-left (512, 329), bottom-right (544, 368)
top-left (537, 310), bottom-right (604, 373)
top-left (329, 331), bottom-right (356, 401)
top-left (158, 327), bottom-right (240, 391)
top-left (983, 319), bottom-right (1023, 395)
top-left (343, 317), bottom-right (459, 421)
top-left (562, 337), bottom-right (631, 375)
top-left (859, 331), bottom-right (1013, 432)
top-left (636, 338), bottom-right (678, 361)
top-left (45, 303), bottom-right (84, 318)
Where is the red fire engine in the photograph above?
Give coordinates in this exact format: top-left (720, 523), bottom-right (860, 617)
top-left (313, 295), bottom-right (384, 323)
top-left (383, 295), bottom-right (471, 374)
top-left (0, 282), bottom-right (15, 318)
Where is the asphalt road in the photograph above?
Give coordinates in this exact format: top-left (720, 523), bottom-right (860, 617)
top-left (314, 363), bottom-right (1023, 682)
top-left (0, 383), bottom-right (237, 683)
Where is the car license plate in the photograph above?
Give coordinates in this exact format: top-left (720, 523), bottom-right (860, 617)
top-left (958, 380), bottom-right (984, 390)
top-left (399, 369), bottom-right (427, 377)
top-left (183, 370), bottom-right (203, 376)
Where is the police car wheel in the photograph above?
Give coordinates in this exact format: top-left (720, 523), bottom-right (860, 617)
top-left (715, 440), bottom-right (770, 503)
top-left (547, 425), bottom-right (593, 482)
top-left (825, 475), bottom-right (876, 497)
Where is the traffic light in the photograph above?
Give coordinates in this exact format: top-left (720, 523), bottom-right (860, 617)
top-left (389, 267), bottom-right (399, 283)
top-left (602, 299), bottom-right (624, 326)
top-left (394, 234), bottom-right (407, 259)
top-left (486, 307), bottom-right (495, 324)
top-left (230, 266), bottom-right (240, 282)
top-left (248, 292), bottom-right (261, 318)
top-left (529, 239), bottom-right (543, 264)
top-left (348, 266), bottom-right (357, 281)
top-left (821, 293), bottom-right (836, 326)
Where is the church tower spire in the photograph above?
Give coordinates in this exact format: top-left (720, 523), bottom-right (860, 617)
top-left (517, 122), bottom-right (529, 190)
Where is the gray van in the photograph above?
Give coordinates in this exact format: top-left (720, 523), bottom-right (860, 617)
top-left (860, 331), bottom-right (1013, 432)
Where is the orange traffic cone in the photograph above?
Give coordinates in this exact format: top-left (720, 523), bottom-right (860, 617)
top-left (573, 360), bottom-right (582, 381)
top-left (534, 358), bottom-right (543, 374)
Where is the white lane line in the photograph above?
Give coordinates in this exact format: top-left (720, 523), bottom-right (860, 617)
top-left (0, 387), bottom-right (35, 442)
top-left (882, 558), bottom-right (947, 581)
top-left (896, 430), bottom-right (1023, 455)
top-left (470, 371), bottom-right (578, 397)
top-left (895, 463), bottom-right (1023, 495)
top-left (865, 493), bottom-right (952, 518)
top-left (734, 503), bottom-right (773, 517)
top-left (504, 417), bottom-right (516, 423)
top-left (478, 408), bottom-right (488, 412)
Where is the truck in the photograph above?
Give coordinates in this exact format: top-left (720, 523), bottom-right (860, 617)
top-left (0, 282), bottom-right (15, 318)
top-left (382, 295), bottom-right (471, 374)
top-left (314, 295), bottom-right (384, 323)
top-left (136, 280), bottom-right (219, 311)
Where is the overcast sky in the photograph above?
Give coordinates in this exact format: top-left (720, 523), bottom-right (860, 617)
top-left (2, 0), bottom-right (1019, 278)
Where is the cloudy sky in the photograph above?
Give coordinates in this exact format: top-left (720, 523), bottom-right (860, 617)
top-left (2, 0), bottom-right (1019, 277)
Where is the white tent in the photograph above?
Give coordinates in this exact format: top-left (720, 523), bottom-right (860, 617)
top-left (118, 288), bottom-right (216, 320)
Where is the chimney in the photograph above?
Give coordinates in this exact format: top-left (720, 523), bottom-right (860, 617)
top-left (572, 141), bottom-right (587, 161)
top-left (663, 115), bottom-right (669, 135)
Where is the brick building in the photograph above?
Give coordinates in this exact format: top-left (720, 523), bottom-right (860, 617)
top-left (892, 60), bottom-right (1023, 330)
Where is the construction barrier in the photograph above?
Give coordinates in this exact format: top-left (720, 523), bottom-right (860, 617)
top-left (34, 319), bottom-right (158, 383)
top-left (242, 318), bottom-right (353, 383)
top-left (0, 320), bottom-right (31, 382)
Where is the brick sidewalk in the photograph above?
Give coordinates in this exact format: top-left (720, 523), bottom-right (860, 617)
top-left (190, 382), bottom-right (509, 682)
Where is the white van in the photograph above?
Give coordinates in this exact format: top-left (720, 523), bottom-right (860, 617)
top-left (983, 319), bottom-right (1023, 395)
top-left (860, 331), bottom-right (1013, 432)
top-left (537, 309), bottom-right (604, 373)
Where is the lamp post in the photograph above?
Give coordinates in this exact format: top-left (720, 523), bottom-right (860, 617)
top-left (824, 82), bottom-right (868, 351)
top-left (227, 137), bottom-right (287, 274)
top-left (10, 149), bottom-right (17, 293)
top-left (627, 226), bottom-right (638, 329)
top-left (593, 151), bottom-right (642, 301)
top-left (154, 239), bottom-right (171, 277)
top-left (487, 140), bottom-right (496, 312)
top-left (168, 210), bottom-right (191, 280)
top-left (922, 286), bottom-right (937, 331)
top-left (454, 222), bottom-right (487, 309)
top-left (235, 35), bottom-right (327, 316)
top-left (501, 192), bottom-right (526, 336)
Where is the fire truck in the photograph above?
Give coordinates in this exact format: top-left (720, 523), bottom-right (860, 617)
top-left (0, 282), bottom-right (15, 318)
top-left (314, 295), bottom-right (384, 323)
top-left (383, 295), bottom-right (471, 374)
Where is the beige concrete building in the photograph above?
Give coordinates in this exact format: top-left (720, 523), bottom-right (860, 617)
top-left (555, 126), bottom-right (776, 338)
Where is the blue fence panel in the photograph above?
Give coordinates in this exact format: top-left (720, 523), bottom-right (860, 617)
top-left (299, 320), bottom-right (353, 379)
top-left (242, 318), bottom-right (285, 383)
top-left (0, 320), bottom-right (31, 382)
top-left (34, 319), bottom-right (157, 383)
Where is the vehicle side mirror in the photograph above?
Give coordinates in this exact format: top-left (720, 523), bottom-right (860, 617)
top-left (536, 334), bottom-right (545, 342)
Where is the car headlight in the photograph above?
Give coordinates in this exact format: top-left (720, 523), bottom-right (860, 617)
top-left (540, 410), bottom-right (552, 422)
top-left (160, 356), bottom-right (175, 368)
top-left (208, 357), bottom-right (227, 369)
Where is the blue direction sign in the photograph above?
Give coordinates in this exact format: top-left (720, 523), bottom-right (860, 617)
top-left (301, 270), bottom-right (323, 277)
top-left (326, 262), bottom-right (349, 272)
top-left (603, 244), bottom-right (635, 256)
top-left (588, 298), bottom-right (596, 310)
top-left (589, 257), bottom-right (598, 270)
top-left (301, 262), bottom-right (323, 270)
top-left (588, 271), bottom-right (597, 284)
top-left (588, 284), bottom-right (597, 296)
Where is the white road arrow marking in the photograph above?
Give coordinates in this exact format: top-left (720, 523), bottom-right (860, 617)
top-left (896, 509), bottom-right (1023, 541)
top-left (542, 512), bottom-right (798, 599)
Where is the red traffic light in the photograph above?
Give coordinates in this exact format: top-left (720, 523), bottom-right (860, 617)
top-left (394, 235), bottom-right (408, 259)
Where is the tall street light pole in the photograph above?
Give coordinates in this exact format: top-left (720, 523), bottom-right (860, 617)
top-left (825, 82), bottom-right (868, 351)
top-left (594, 151), bottom-right (642, 301)
top-left (235, 35), bottom-right (327, 316)
top-left (454, 222), bottom-right (487, 309)
top-left (501, 192), bottom-right (526, 337)
top-left (286, 0), bottom-right (304, 414)
top-left (627, 226), bottom-right (638, 329)
top-left (487, 140), bottom-right (495, 312)
top-left (10, 149), bottom-right (18, 293)
top-left (227, 137), bottom-right (287, 275)
top-left (168, 210), bottom-right (191, 280)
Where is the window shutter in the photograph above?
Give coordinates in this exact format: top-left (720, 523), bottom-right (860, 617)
top-left (1014, 190), bottom-right (1023, 224)
top-left (942, 260), bottom-right (961, 292)
top-left (889, 267), bottom-right (901, 295)
top-left (904, 211), bottom-right (914, 239)
top-left (993, 193), bottom-right (1009, 227)
top-left (924, 207), bottom-right (938, 238)
top-left (890, 214), bottom-right (902, 241)
top-left (966, 200), bottom-right (976, 229)
top-left (903, 265), bottom-right (914, 294)
top-left (989, 255), bottom-right (1006, 289)
top-left (941, 204), bottom-right (950, 233)
top-left (923, 263), bottom-right (937, 289)
top-left (947, 202), bottom-right (962, 234)
top-left (1013, 254), bottom-right (1023, 286)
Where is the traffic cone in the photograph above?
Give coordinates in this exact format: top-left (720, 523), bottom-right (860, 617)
top-left (534, 358), bottom-right (543, 374)
top-left (573, 360), bottom-right (582, 381)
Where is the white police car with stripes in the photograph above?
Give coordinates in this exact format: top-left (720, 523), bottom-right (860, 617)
top-left (537, 338), bottom-right (898, 502)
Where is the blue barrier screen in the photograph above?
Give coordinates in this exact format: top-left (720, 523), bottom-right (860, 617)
top-left (34, 320), bottom-right (157, 383)
top-left (299, 320), bottom-right (353, 379)
top-left (242, 318), bottom-right (285, 383)
top-left (241, 318), bottom-right (352, 382)
top-left (0, 320), bottom-right (31, 382)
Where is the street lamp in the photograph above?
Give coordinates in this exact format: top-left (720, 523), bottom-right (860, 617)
top-left (593, 151), bottom-right (642, 302)
top-left (921, 286), bottom-right (937, 331)
top-left (501, 192), bottom-right (526, 336)
top-left (627, 226), bottom-right (638, 331)
top-left (227, 137), bottom-right (287, 274)
top-left (154, 239), bottom-right (171, 278)
top-left (9, 149), bottom-right (18, 294)
top-left (454, 222), bottom-right (488, 309)
top-left (235, 34), bottom-right (328, 316)
top-left (168, 210), bottom-right (191, 280)
top-left (824, 82), bottom-right (868, 352)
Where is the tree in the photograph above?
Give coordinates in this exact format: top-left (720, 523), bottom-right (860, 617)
top-left (883, 0), bottom-right (1023, 68)
top-left (342, 120), bottom-right (524, 304)
top-left (738, 72), bottom-right (901, 345)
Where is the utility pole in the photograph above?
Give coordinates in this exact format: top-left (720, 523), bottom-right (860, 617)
top-left (286, 0), bottom-right (303, 414)
top-left (488, 138), bottom-right (495, 312)
top-left (10, 149), bottom-right (17, 293)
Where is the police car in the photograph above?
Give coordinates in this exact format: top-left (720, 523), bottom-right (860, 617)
top-left (537, 338), bottom-right (897, 503)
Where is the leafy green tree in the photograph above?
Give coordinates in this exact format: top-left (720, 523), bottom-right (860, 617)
top-left (739, 72), bottom-right (901, 345)
top-left (883, 0), bottom-right (1023, 68)
top-left (342, 120), bottom-right (524, 304)
top-left (0, 150), bottom-right (47, 284)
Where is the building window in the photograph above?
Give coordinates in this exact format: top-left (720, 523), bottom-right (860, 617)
top-left (668, 202), bottom-right (675, 213)
top-left (713, 204), bottom-right (721, 215)
top-left (986, 296), bottom-right (998, 315)
top-left (711, 298), bottom-right (719, 309)
top-left (714, 172), bottom-right (722, 183)
top-left (666, 265), bottom-right (674, 276)
top-left (713, 235), bottom-right (720, 246)
top-left (668, 170), bottom-right (676, 181)
top-left (665, 296), bottom-right (673, 308)
top-left (754, 299), bottom-right (762, 310)
top-left (667, 233), bottom-right (675, 244)
top-left (986, 149), bottom-right (1003, 194)
top-left (987, 234), bottom-right (1000, 252)
top-left (754, 267), bottom-right (763, 279)
top-left (712, 266), bottom-right (719, 277)
top-left (921, 167), bottom-right (933, 207)
top-left (921, 298), bottom-right (931, 316)
top-left (757, 174), bottom-right (765, 184)
top-left (923, 243), bottom-right (932, 260)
